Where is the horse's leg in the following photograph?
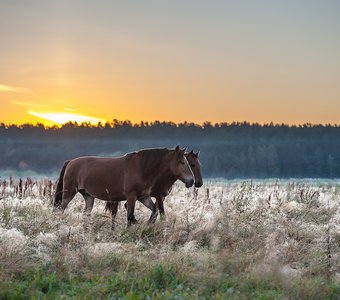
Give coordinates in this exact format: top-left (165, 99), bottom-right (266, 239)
top-left (80, 192), bottom-right (95, 216)
top-left (110, 202), bottom-right (118, 230)
top-left (139, 196), bottom-right (158, 224)
top-left (123, 202), bottom-right (138, 223)
top-left (126, 194), bottom-right (137, 226)
top-left (60, 182), bottom-right (77, 211)
top-left (156, 196), bottom-right (166, 220)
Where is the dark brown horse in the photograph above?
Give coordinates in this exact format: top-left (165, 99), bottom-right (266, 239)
top-left (54, 146), bottom-right (194, 226)
top-left (105, 150), bottom-right (203, 228)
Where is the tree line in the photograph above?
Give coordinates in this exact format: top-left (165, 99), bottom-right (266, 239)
top-left (1, 120), bottom-right (340, 178)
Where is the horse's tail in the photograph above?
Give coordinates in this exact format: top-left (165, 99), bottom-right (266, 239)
top-left (105, 201), bottom-right (114, 213)
top-left (105, 201), bottom-right (121, 214)
top-left (54, 160), bottom-right (70, 208)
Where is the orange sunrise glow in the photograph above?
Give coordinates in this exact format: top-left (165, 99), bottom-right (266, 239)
top-left (0, 2), bottom-right (340, 125)
top-left (27, 111), bottom-right (107, 126)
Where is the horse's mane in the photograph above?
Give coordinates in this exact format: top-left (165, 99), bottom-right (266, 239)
top-left (137, 148), bottom-right (172, 178)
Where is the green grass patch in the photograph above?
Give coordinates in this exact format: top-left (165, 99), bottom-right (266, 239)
top-left (1, 261), bottom-right (339, 300)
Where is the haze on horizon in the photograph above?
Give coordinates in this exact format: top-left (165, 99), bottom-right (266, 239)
top-left (1, 1), bottom-right (340, 126)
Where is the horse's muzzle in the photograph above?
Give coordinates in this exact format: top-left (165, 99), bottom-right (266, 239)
top-left (185, 178), bottom-right (194, 188)
top-left (195, 180), bottom-right (203, 188)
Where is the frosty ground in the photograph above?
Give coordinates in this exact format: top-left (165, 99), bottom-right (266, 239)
top-left (0, 178), bottom-right (339, 299)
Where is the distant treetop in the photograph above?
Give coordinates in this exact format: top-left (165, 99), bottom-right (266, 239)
top-left (0, 119), bottom-right (339, 130)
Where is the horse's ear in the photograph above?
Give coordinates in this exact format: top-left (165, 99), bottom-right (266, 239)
top-left (195, 150), bottom-right (200, 157)
top-left (182, 146), bottom-right (187, 153)
top-left (175, 145), bottom-right (180, 152)
top-left (189, 150), bottom-right (194, 154)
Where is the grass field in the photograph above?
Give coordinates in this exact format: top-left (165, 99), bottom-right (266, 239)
top-left (0, 178), bottom-right (339, 299)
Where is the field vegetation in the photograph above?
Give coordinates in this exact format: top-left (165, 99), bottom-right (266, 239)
top-left (0, 178), bottom-right (339, 299)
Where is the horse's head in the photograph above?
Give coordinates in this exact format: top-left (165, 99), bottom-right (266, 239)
top-left (186, 150), bottom-right (203, 188)
top-left (170, 146), bottom-right (194, 188)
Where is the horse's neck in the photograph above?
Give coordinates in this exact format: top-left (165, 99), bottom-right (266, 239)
top-left (151, 170), bottom-right (177, 197)
top-left (155, 170), bottom-right (176, 185)
top-left (144, 153), bottom-right (173, 186)
top-left (162, 174), bottom-right (177, 195)
top-left (152, 162), bottom-right (172, 185)
top-left (162, 171), bottom-right (177, 187)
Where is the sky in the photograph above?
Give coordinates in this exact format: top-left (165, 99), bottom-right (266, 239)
top-left (1, 0), bottom-right (340, 126)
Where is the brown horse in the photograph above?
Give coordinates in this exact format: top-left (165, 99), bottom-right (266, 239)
top-left (54, 146), bottom-right (194, 226)
top-left (105, 150), bottom-right (203, 228)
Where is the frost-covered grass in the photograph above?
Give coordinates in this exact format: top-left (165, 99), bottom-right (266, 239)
top-left (0, 178), bottom-right (339, 299)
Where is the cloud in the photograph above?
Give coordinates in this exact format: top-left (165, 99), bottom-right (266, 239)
top-left (0, 84), bottom-right (18, 92)
top-left (0, 84), bottom-right (30, 94)
top-left (12, 101), bottom-right (50, 108)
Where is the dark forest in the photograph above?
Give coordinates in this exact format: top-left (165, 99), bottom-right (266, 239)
top-left (1, 120), bottom-right (340, 178)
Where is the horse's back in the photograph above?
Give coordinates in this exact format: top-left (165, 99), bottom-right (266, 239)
top-left (64, 155), bottom-right (137, 200)
top-left (64, 156), bottom-right (124, 185)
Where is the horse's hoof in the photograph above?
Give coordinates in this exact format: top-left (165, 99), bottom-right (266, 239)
top-left (148, 218), bottom-right (157, 224)
top-left (128, 220), bottom-right (138, 227)
top-left (52, 206), bottom-right (63, 213)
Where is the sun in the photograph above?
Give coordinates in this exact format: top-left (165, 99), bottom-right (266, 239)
top-left (28, 110), bottom-right (107, 126)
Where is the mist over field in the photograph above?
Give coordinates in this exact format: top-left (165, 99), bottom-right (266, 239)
top-left (2, 122), bottom-right (340, 179)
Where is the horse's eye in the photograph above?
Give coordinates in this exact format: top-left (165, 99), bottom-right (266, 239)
top-left (181, 161), bottom-right (186, 165)
top-left (190, 164), bottom-right (195, 168)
